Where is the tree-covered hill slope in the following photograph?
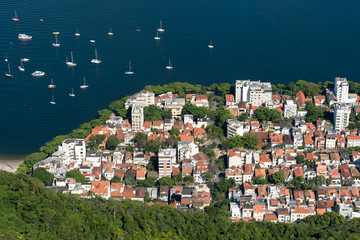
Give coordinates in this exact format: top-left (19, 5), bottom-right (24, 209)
top-left (0, 171), bottom-right (360, 239)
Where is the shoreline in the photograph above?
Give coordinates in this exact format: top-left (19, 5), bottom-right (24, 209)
top-left (0, 155), bottom-right (25, 172)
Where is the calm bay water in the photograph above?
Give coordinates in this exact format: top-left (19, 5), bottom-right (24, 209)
top-left (1, 0), bottom-right (360, 158)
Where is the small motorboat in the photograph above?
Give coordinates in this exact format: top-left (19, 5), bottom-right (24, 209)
top-left (32, 71), bottom-right (45, 77)
top-left (18, 34), bottom-right (32, 40)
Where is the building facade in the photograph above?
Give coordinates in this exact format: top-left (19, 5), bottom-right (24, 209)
top-left (158, 148), bottom-right (177, 178)
top-left (58, 139), bottom-right (86, 163)
top-left (177, 141), bottom-right (199, 160)
top-left (164, 98), bottom-right (185, 119)
top-left (333, 103), bottom-right (350, 131)
top-left (131, 104), bottom-right (144, 131)
top-left (284, 100), bottom-right (297, 118)
top-left (235, 80), bottom-right (272, 106)
top-left (227, 119), bottom-right (246, 138)
top-left (334, 77), bottom-right (349, 103)
top-left (125, 91), bottom-right (155, 109)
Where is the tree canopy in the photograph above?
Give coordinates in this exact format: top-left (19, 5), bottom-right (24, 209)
top-left (182, 103), bottom-right (214, 120)
top-left (216, 109), bottom-right (236, 129)
top-left (32, 168), bottom-right (54, 186)
top-left (105, 135), bottom-right (120, 150)
top-left (255, 107), bottom-right (282, 123)
top-left (305, 101), bottom-right (324, 122)
top-left (66, 170), bottom-right (86, 183)
top-left (222, 134), bottom-right (260, 150)
top-left (2, 165), bottom-right (360, 239)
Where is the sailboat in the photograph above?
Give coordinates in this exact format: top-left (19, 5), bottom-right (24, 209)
top-left (75, 28), bottom-right (80, 37)
top-left (18, 60), bottom-right (25, 72)
top-left (69, 88), bottom-right (75, 97)
top-left (65, 51), bottom-right (77, 66)
top-left (136, 25), bottom-right (141, 32)
top-left (157, 20), bottom-right (165, 32)
top-left (52, 34), bottom-right (60, 47)
top-left (125, 61), bottom-right (134, 75)
top-left (154, 31), bottom-right (160, 40)
top-left (12, 11), bottom-right (19, 22)
top-left (108, 27), bottom-right (114, 36)
top-left (5, 53), bottom-right (8, 62)
top-left (91, 49), bottom-right (101, 64)
top-left (50, 91), bottom-right (56, 105)
top-left (208, 39), bottom-right (214, 49)
top-left (166, 59), bottom-right (173, 70)
top-left (5, 62), bottom-right (13, 78)
top-left (80, 77), bottom-right (88, 89)
top-left (48, 79), bottom-right (56, 88)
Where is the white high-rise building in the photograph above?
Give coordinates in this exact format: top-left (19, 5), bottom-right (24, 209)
top-left (284, 100), bottom-right (297, 118)
top-left (334, 103), bottom-right (351, 131)
top-left (183, 114), bottom-right (194, 125)
top-left (334, 77), bottom-right (349, 103)
top-left (177, 141), bottom-right (199, 160)
top-left (131, 104), bottom-right (144, 131)
top-left (235, 80), bottom-right (272, 106)
top-left (164, 98), bottom-right (185, 119)
top-left (158, 148), bottom-right (177, 178)
top-left (227, 119), bottom-right (245, 138)
top-left (58, 139), bottom-right (86, 163)
top-left (125, 91), bottom-right (155, 109)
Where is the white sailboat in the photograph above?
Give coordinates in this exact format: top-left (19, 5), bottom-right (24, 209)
top-left (48, 78), bottom-right (56, 88)
top-left (65, 51), bottom-right (77, 66)
top-left (5, 62), bottom-right (13, 78)
top-left (125, 61), bottom-right (134, 75)
top-left (91, 49), bottom-right (101, 64)
top-left (12, 11), bottom-right (19, 22)
top-left (75, 28), bottom-right (80, 37)
top-left (157, 20), bottom-right (165, 32)
top-left (154, 31), bottom-right (160, 40)
top-left (208, 39), bottom-right (214, 49)
top-left (108, 27), bottom-right (114, 36)
top-left (166, 58), bottom-right (173, 70)
top-left (80, 77), bottom-right (88, 89)
top-left (18, 60), bottom-right (25, 72)
top-left (5, 53), bottom-right (8, 62)
top-left (69, 88), bottom-right (75, 97)
top-left (50, 91), bottom-right (56, 105)
top-left (52, 34), bottom-right (60, 47)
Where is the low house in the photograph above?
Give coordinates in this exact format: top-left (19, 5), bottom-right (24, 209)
top-left (277, 208), bottom-right (290, 223)
top-left (90, 181), bottom-right (110, 199)
top-left (290, 207), bottom-right (314, 222)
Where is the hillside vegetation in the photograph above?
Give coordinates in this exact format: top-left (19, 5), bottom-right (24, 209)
top-left (1, 171), bottom-right (360, 239)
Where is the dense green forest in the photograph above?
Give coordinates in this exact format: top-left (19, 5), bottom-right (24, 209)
top-left (1, 171), bottom-right (360, 239)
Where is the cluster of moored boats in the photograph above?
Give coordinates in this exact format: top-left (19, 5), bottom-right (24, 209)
top-left (6, 11), bottom-right (215, 104)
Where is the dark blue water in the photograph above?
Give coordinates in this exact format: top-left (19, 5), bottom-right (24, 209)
top-left (1, 0), bottom-right (360, 158)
